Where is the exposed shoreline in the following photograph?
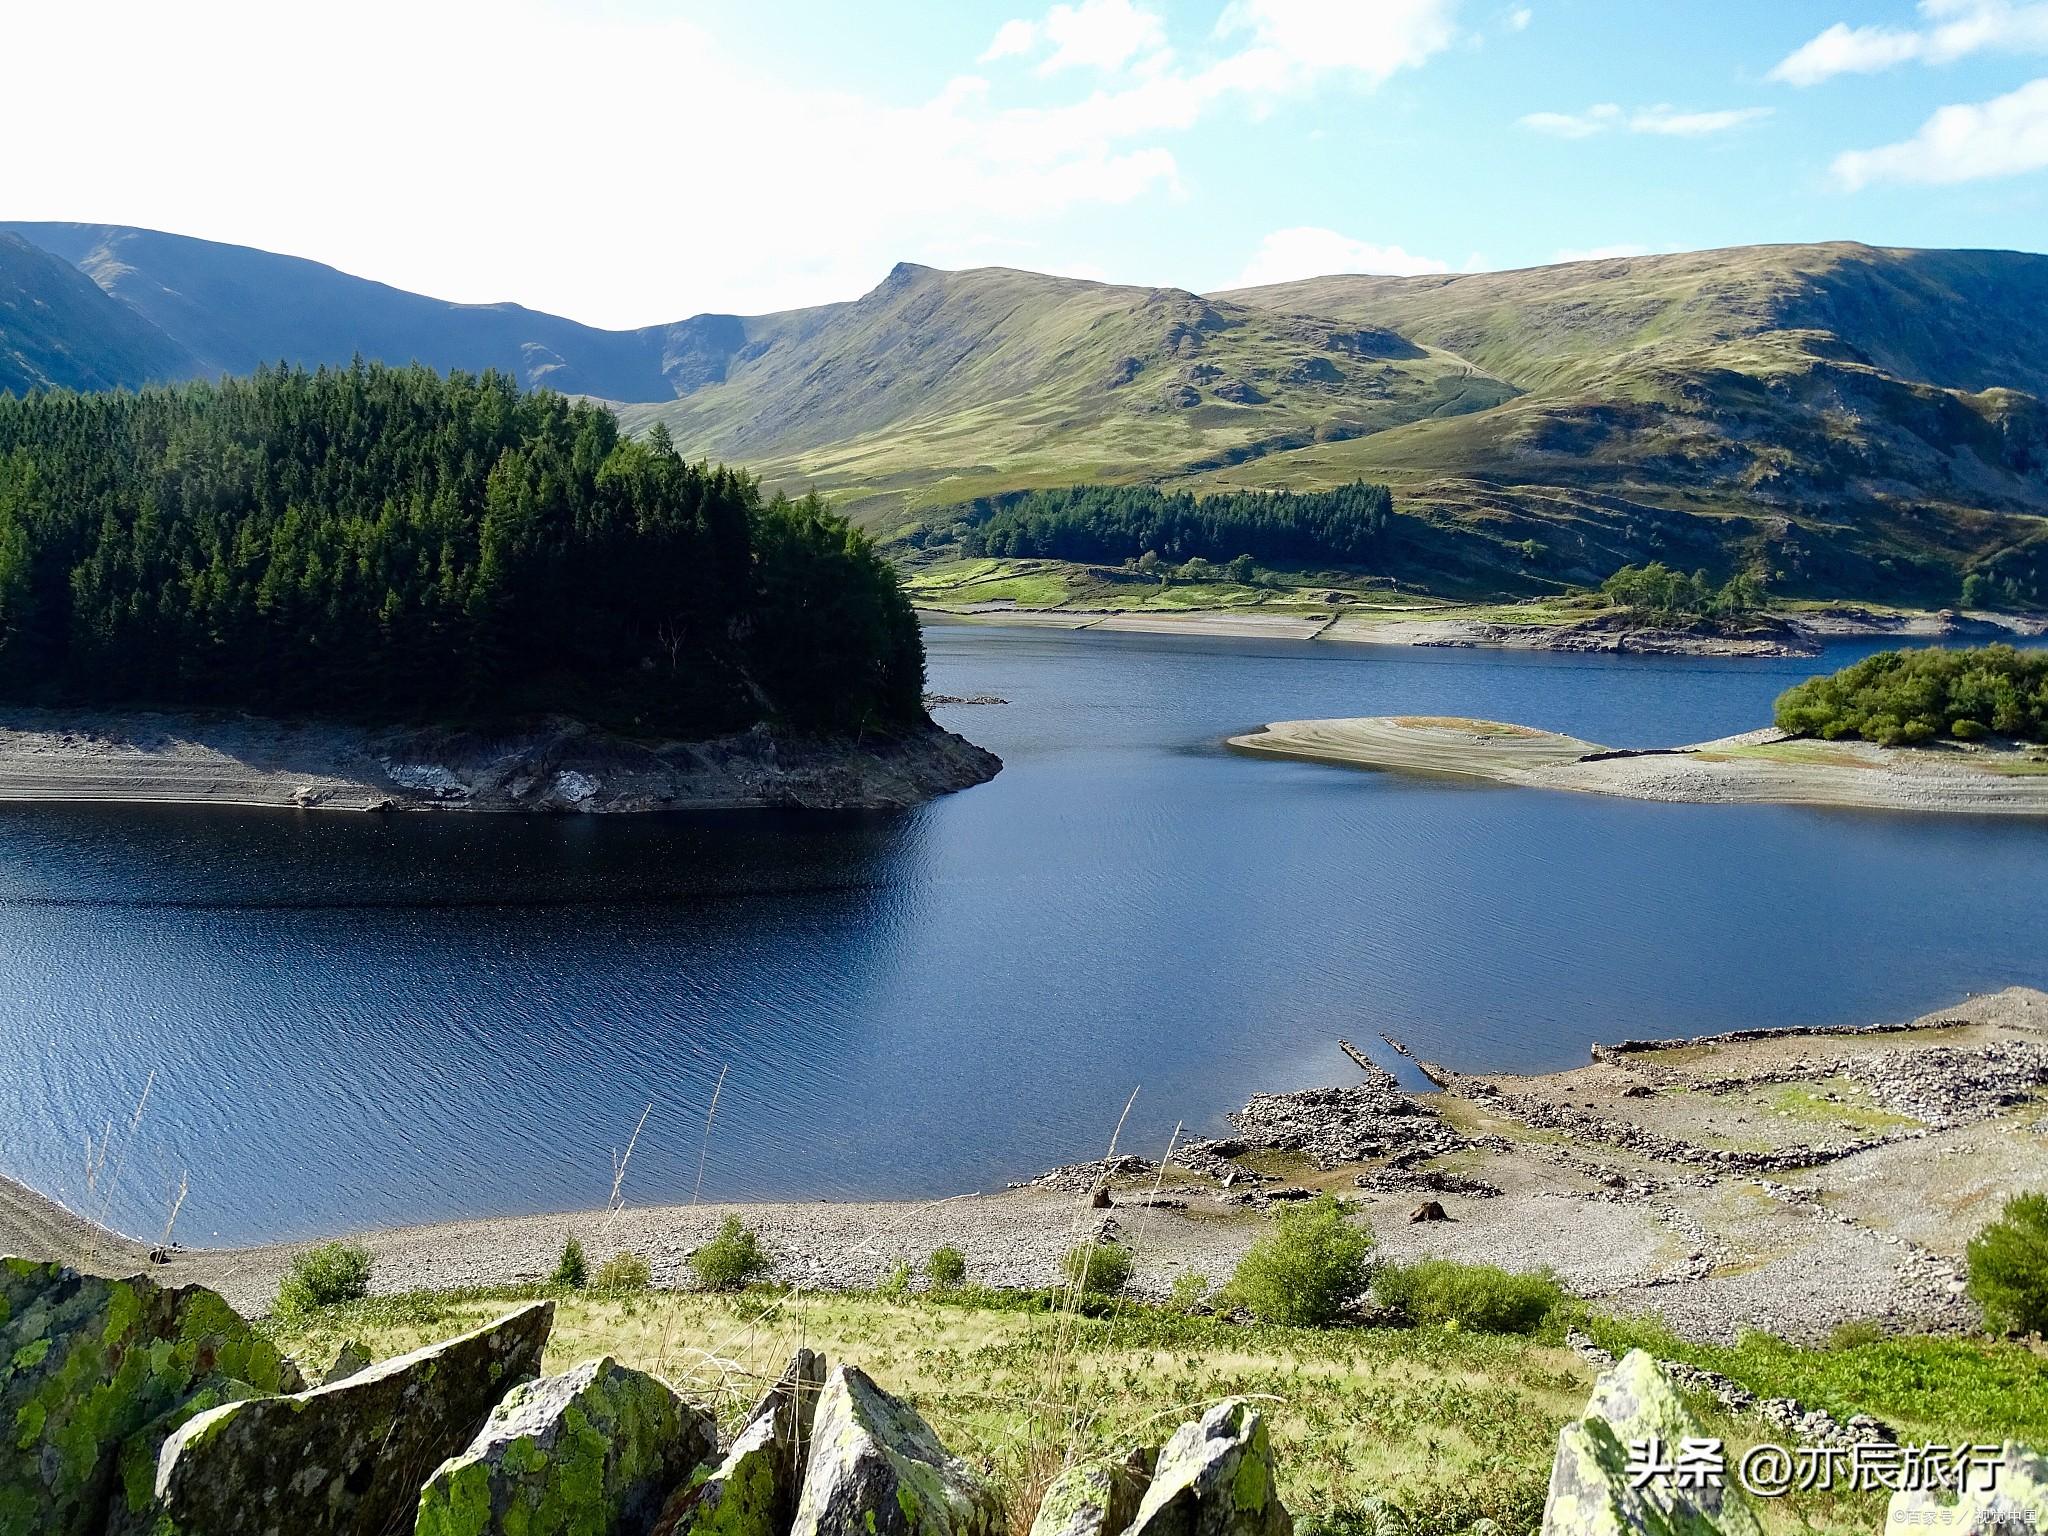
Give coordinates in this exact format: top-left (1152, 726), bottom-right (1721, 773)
top-left (922, 601), bottom-right (2045, 657)
top-left (1229, 715), bottom-right (2048, 815)
top-left (0, 709), bottom-right (1000, 813)
top-left (8, 988), bottom-right (2044, 1344)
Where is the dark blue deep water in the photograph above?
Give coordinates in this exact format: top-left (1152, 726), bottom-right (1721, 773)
top-left (3, 625), bottom-right (2044, 1244)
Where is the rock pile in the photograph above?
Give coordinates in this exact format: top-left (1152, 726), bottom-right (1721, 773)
top-left (1, 1256), bottom-right (1292, 1536)
top-left (1227, 1081), bottom-right (1468, 1170)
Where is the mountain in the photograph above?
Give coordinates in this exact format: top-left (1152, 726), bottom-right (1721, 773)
top-left (5, 223), bottom-right (2045, 604)
top-left (0, 232), bottom-right (195, 394)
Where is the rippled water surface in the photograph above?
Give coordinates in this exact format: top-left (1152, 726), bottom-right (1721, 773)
top-left (3, 624), bottom-right (2044, 1243)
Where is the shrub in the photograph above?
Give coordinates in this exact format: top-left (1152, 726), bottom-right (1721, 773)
top-left (1170, 1272), bottom-right (1211, 1313)
top-left (1952, 718), bottom-right (1989, 742)
top-left (1228, 1194), bottom-right (1374, 1325)
top-left (878, 1261), bottom-right (914, 1299)
top-left (592, 1251), bottom-right (654, 1292)
top-left (689, 1216), bottom-right (770, 1292)
top-left (551, 1237), bottom-right (588, 1289)
top-left (274, 1240), bottom-right (372, 1317)
top-left (1828, 1319), bottom-right (1886, 1351)
top-left (1966, 1192), bottom-right (2048, 1335)
top-left (1061, 1241), bottom-right (1134, 1296)
top-left (928, 1245), bottom-right (967, 1289)
top-left (1371, 1259), bottom-right (1563, 1335)
top-left (1774, 644), bottom-right (2048, 746)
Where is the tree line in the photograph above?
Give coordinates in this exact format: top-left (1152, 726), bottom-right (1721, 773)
top-left (1775, 645), bottom-right (2048, 746)
top-left (955, 481), bottom-right (1393, 567)
top-left (0, 363), bottom-right (923, 734)
top-left (1600, 562), bottom-right (1765, 622)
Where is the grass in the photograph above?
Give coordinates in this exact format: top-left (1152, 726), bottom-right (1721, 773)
top-left (256, 1284), bottom-right (2035, 1536)
top-left (1764, 1082), bottom-right (1920, 1133)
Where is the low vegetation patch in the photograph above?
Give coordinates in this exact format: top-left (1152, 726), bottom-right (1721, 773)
top-left (592, 1251), bottom-right (654, 1293)
top-left (273, 1240), bottom-right (372, 1318)
top-left (687, 1217), bottom-right (769, 1292)
top-left (1965, 1191), bottom-right (2048, 1336)
top-left (1371, 1259), bottom-right (1564, 1335)
top-left (1061, 1241), bottom-right (1134, 1296)
top-left (1227, 1193), bottom-right (1375, 1326)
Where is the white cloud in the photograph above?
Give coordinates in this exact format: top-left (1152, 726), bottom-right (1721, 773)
top-left (1629, 104), bottom-right (1773, 136)
top-left (1771, 1), bottom-right (2048, 86)
top-left (1040, 0), bottom-right (1167, 73)
top-left (1234, 227), bottom-right (1453, 286)
top-left (1507, 7), bottom-right (1533, 30)
top-left (1520, 102), bottom-right (1767, 138)
top-left (981, 18), bottom-right (1040, 61)
top-left (1832, 74), bottom-right (2048, 187)
top-left (1215, 0), bottom-right (1461, 90)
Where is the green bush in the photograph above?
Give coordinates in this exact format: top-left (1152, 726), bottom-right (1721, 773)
top-left (592, 1251), bottom-right (653, 1292)
top-left (550, 1237), bottom-right (588, 1289)
top-left (1169, 1272), bottom-right (1211, 1313)
top-left (927, 1245), bottom-right (967, 1289)
top-left (1371, 1258), bottom-right (1564, 1334)
top-left (275, 1241), bottom-right (373, 1317)
top-left (878, 1261), bottom-right (914, 1300)
top-left (1966, 1192), bottom-right (2048, 1335)
top-left (1061, 1241), bottom-right (1134, 1296)
top-left (1227, 1194), bottom-right (1375, 1326)
top-left (688, 1216), bottom-right (770, 1292)
top-left (1775, 644), bottom-right (2048, 746)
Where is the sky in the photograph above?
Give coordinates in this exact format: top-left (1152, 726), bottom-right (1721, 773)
top-left (7, 0), bottom-right (2048, 329)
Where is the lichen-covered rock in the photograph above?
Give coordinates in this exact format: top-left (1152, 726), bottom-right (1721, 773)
top-left (1541, 1349), bottom-right (1761, 1536)
top-left (656, 1350), bottom-right (828, 1536)
top-left (1028, 1446), bottom-right (1153, 1536)
top-left (0, 1256), bottom-right (296, 1536)
top-left (1886, 1442), bottom-right (2048, 1535)
top-left (150, 1299), bottom-right (552, 1536)
top-left (416, 1353), bottom-right (713, 1536)
top-left (322, 1340), bottom-right (371, 1385)
top-left (790, 1364), bottom-right (998, 1536)
top-left (1128, 1400), bottom-right (1290, 1536)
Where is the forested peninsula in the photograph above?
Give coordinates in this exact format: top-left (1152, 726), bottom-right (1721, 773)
top-left (0, 365), bottom-right (999, 811)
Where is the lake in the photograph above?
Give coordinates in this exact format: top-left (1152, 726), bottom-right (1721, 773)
top-left (3, 624), bottom-right (2044, 1245)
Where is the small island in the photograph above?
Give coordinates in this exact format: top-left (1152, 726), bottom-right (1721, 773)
top-left (0, 365), bottom-right (998, 811)
top-left (1229, 645), bottom-right (2048, 814)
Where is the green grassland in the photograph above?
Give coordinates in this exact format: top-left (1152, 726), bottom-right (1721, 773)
top-left (264, 1283), bottom-right (2046, 1536)
top-left (614, 244), bottom-right (2048, 609)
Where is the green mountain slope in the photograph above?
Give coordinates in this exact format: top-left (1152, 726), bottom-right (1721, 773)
top-left (0, 232), bottom-right (195, 394)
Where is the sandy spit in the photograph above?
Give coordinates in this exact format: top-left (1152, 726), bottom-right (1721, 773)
top-left (1230, 715), bottom-right (2048, 816)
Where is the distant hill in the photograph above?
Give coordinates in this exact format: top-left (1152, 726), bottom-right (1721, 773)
top-left (5, 224), bottom-right (2044, 605)
top-left (0, 232), bottom-right (194, 394)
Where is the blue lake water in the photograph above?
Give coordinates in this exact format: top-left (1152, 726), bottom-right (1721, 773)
top-left (2, 624), bottom-right (2044, 1245)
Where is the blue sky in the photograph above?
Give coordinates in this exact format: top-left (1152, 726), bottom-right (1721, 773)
top-left (9, 0), bottom-right (2048, 326)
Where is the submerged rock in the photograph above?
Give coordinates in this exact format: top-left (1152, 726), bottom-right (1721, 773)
top-left (1886, 1441), bottom-right (2048, 1535)
top-left (417, 1353), bottom-right (714, 1536)
top-left (790, 1364), bottom-right (998, 1536)
top-left (1128, 1399), bottom-right (1291, 1536)
top-left (0, 1257), bottom-right (297, 1536)
top-left (1029, 1446), bottom-right (1154, 1536)
top-left (150, 1299), bottom-right (552, 1536)
top-left (1541, 1349), bottom-right (1761, 1536)
top-left (655, 1351), bottom-right (827, 1536)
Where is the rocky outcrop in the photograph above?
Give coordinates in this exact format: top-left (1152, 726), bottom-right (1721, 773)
top-left (1886, 1442), bottom-right (2048, 1535)
top-left (1128, 1399), bottom-right (1291, 1536)
top-left (1029, 1447), bottom-right (1154, 1536)
top-left (0, 1257), bottom-right (299, 1536)
top-left (417, 1354), bottom-right (714, 1536)
top-left (791, 1364), bottom-right (999, 1536)
top-left (150, 1299), bottom-right (553, 1535)
top-left (655, 1350), bottom-right (827, 1536)
top-left (1542, 1351), bottom-right (1760, 1536)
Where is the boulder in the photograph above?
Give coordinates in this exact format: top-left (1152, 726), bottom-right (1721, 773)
top-left (323, 1340), bottom-right (372, 1385)
top-left (416, 1353), bottom-right (714, 1536)
top-left (1885, 1441), bottom-right (2048, 1535)
top-left (1128, 1399), bottom-right (1290, 1536)
top-left (150, 1299), bottom-right (552, 1536)
top-left (0, 1256), bottom-right (298, 1536)
top-left (1028, 1446), bottom-right (1153, 1536)
top-left (790, 1364), bottom-right (998, 1536)
top-left (1541, 1349), bottom-right (1761, 1536)
top-left (654, 1351), bottom-right (827, 1536)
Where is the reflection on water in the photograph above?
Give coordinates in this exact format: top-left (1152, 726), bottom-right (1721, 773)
top-left (1, 625), bottom-right (2044, 1244)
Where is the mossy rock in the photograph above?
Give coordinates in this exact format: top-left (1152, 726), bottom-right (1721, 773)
top-left (1129, 1400), bottom-right (1291, 1536)
top-left (0, 1256), bottom-right (295, 1536)
top-left (417, 1353), bottom-right (714, 1536)
top-left (1029, 1446), bottom-right (1154, 1536)
top-left (151, 1299), bottom-right (552, 1536)
top-left (655, 1349), bottom-right (827, 1536)
top-left (1540, 1350), bottom-right (1760, 1536)
top-left (790, 1364), bottom-right (998, 1536)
